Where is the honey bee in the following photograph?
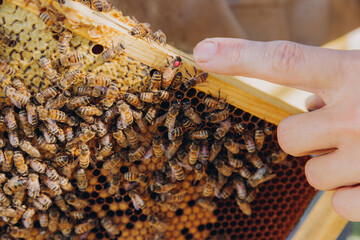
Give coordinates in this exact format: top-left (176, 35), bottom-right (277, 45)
top-left (130, 22), bottom-right (151, 38)
top-left (214, 159), bottom-right (232, 177)
top-left (2, 149), bottom-right (13, 173)
top-left (69, 211), bottom-right (86, 220)
top-left (188, 141), bottom-right (200, 165)
top-left (9, 228), bottom-right (31, 239)
top-left (76, 86), bottom-right (105, 98)
top-left (0, 189), bottom-right (11, 207)
top-left (58, 52), bottom-right (84, 67)
top-left (117, 100), bottom-right (133, 126)
top-left (36, 86), bottom-right (58, 105)
top-left (27, 173), bottom-right (40, 199)
top-left (197, 197), bottom-right (217, 211)
top-left (128, 146), bottom-right (147, 162)
top-left (76, 105), bottom-right (103, 116)
top-left (8, 130), bottom-right (19, 148)
top-left (162, 56), bottom-right (182, 90)
top-left (0, 61), bottom-right (15, 75)
top-left (129, 189), bottom-right (146, 210)
top-left (58, 175), bottom-right (74, 191)
top-left (245, 153), bottom-right (263, 169)
top-left (123, 126), bottom-right (139, 149)
top-left (219, 183), bottom-right (234, 199)
top-left (107, 174), bottom-right (121, 196)
top-left (203, 176), bottom-right (216, 197)
top-left (152, 134), bottom-right (164, 158)
top-left (148, 215), bottom-right (168, 232)
top-left (194, 162), bottom-right (206, 184)
top-left (74, 219), bottom-right (97, 235)
top-left (248, 165), bottom-right (276, 188)
top-left (54, 195), bottom-right (70, 213)
top-left (183, 104), bottom-right (202, 125)
top-left (224, 138), bottom-right (245, 155)
top-left (243, 131), bottom-right (256, 153)
top-left (214, 119), bottom-right (231, 140)
top-left (19, 140), bottom-right (40, 158)
top-left (0, 26), bottom-right (15, 47)
top-left (48, 109), bottom-right (68, 123)
top-left (149, 70), bottom-right (162, 91)
top-left (102, 82), bottom-right (119, 109)
top-left (232, 122), bottom-right (245, 133)
top-left (59, 216), bottom-right (73, 237)
top-left (168, 158), bottom-right (186, 181)
top-left (183, 68), bottom-right (208, 89)
top-left (75, 143), bottom-right (93, 169)
top-left (144, 106), bottom-right (158, 125)
top-left (0, 150), bottom-right (4, 166)
top-left (76, 168), bottom-right (88, 192)
top-left (39, 125), bottom-right (56, 143)
top-left (85, 74), bottom-right (111, 87)
top-left (205, 107), bottom-right (230, 123)
top-left (227, 152), bottom-right (242, 169)
top-left (124, 93), bottom-right (144, 109)
top-left (78, 128), bottom-right (96, 142)
top-left (254, 128), bottom-right (265, 150)
top-left (266, 149), bottom-right (288, 164)
top-left (209, 140), bottom-right (222, 162)
top-left (95, 143), bottom-right (113, 160)
top-left (264, 124), bottom-right (273, 135)
top-left (124, 172), bottom-right (148, 187)
top-left (238, 167), bottom-right (251, 179)
top-left (244, 189), bottom-right (257, 203)
top-left (152, 29), bottom-right (166, 45)
top-left (157, 90), bottom-right (170, 101)
top-left (132, 110), bottom-right (148, 133)
top-left (169, 126), bottom-right (185, 140)
top-left (33, 193), bottom-right (52, 211)
top-left (101, 217), bottom-right (120, 237)
top-left (113, 130), bottom-right (128, 149)
top-left (236, 196), bottom-right (252, 216)
top-left (102, 42), bottom-right (125, 62)
top-left (48, 208), bottom-right (60, 233)
top-left (233, 176), bottom-right (247, 200)
top-left (140, 92), bottom-right (157, 103)
top-left (18, 110), bottom-right (35, 138)
top-left (22, 207), bottom-right (36, 229)
top-left (26, 103), bottom-right (38, 126)
top-left (3, 107), bottom-right (17, 130)
top-left (13, 151), bottom-right (28, 175)
top-left (150, 183), bottom-right (177, 193)
top-left (45, 165), bottom-right (60, 181)
top-left (165, 139), bottom-right (182, 160)
top-left (39, 212), bottom-right (49, 228)
top-left (39, 57), bottom-right (59, 82)
top-left (204, 95), bottom-right (228, 112)
top-left (57, 67), bottom-right (81, 91)
top-left (0, 173), bottom-right (7, 184)
top-left (0, 116), bottom-right (4, 128)
top-left (44, 176), bottom-right (62, 195)
top-left (13, 191), bottom-right (26, 210)
top-left (199, 143), bottom-right (210, 165)
top-left (58, 30), bottom-right (72, 54)
top-left (188, 130), bottom-right (209, 140)
top-left (65, 193), bottom-right (88, 209)
top-left (4, 85), bottom-right (30, 108)
top-left (36, 136), bottom-right (58, 154)
top-left (102, 106), bottom-right (117, 123)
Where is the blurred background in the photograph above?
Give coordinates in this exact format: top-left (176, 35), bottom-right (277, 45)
top-left (108, 0), bottom-right (360, 239)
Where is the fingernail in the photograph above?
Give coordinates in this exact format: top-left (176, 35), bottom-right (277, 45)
top-left (194, 40), bottom-right (217, 63)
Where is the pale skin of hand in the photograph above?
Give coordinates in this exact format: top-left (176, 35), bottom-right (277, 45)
top-left (193, 38), bottom-right (360, 221)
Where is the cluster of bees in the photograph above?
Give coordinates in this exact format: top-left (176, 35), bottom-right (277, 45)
top-left (0, 0), bottom-right (289, 239)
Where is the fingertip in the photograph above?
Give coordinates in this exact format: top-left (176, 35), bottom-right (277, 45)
top-left (305, 95), bottom-right (326, 111)
top-left (193, 39), bottom-right (218, 64)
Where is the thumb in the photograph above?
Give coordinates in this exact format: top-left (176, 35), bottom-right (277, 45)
top-left (193, 38), bottom-right (348, 95)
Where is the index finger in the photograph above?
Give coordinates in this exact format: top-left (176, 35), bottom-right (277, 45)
top-left (193, 38), bottom-right (350, 95)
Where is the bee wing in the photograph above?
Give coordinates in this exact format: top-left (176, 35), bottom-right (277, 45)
top-left (9, 98), bottom-right (22, 109)
top-left (177, 162), bottom-right (193, 171)
top-left (131, 197), bottom-right (140, 211)
top-left (144, 146), bottom-right (153, 159)
top-left (125, 182), bottom-right (138, 191)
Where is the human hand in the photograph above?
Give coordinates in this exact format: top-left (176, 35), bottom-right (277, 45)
top-left (193, 38), bottom-right (360, 221)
